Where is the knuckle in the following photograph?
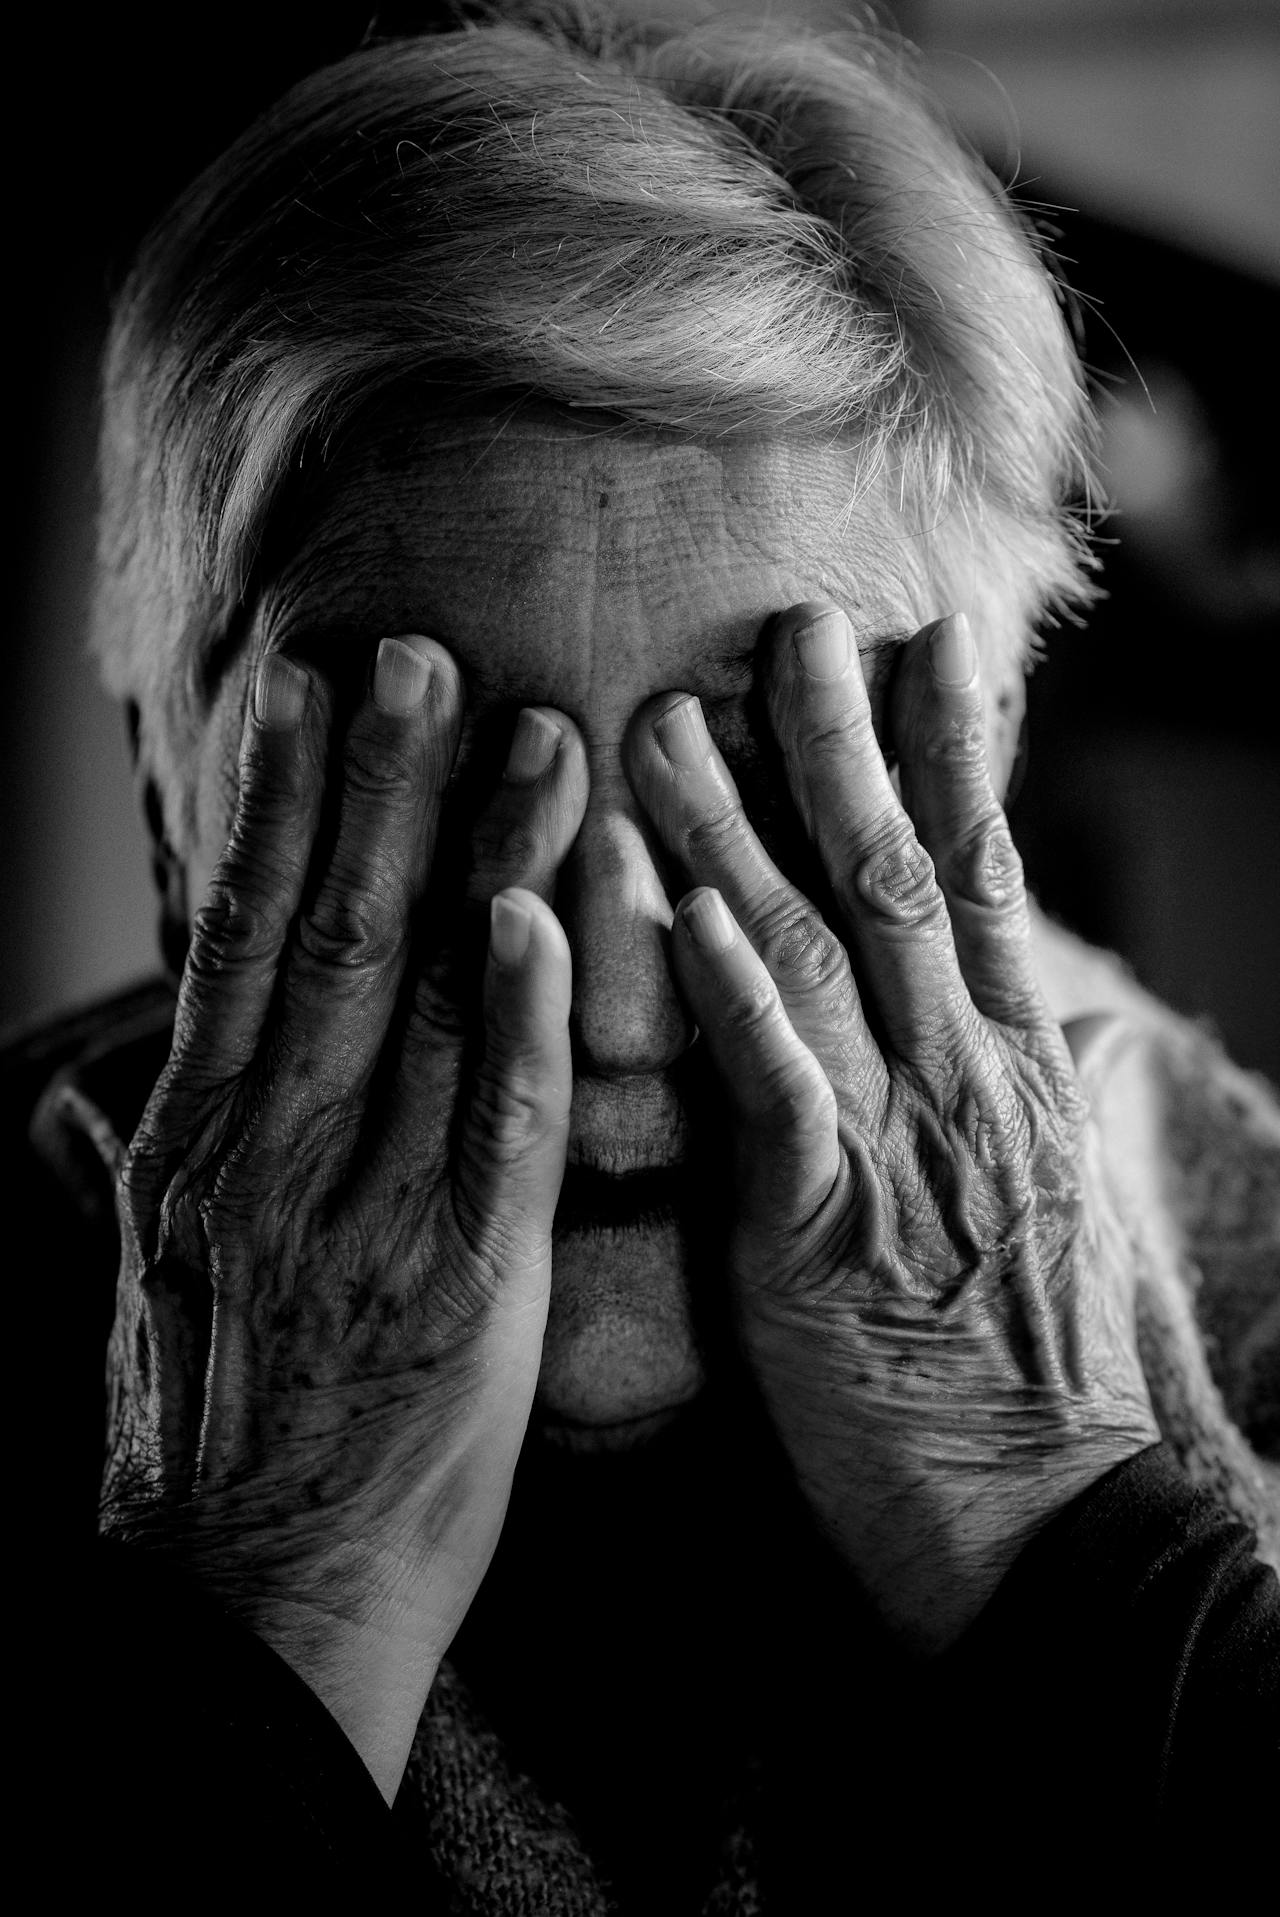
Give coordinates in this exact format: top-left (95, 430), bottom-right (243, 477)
top-left (855, 830), bottom-right (943, 926)
top-left (468, 1065), bottom-right (554, 1169)
top-left (946, 814), bottom-right (1025, 909)
top-left (803, 703), bottom-right (875, 759)
top-left (926, 709), bottom-right (988, 764)
top-left (189, 875), bottom-right (286, 967)
top-left (754, 898), bottom-right (846, 994)
top-left (684, 796), bottom-right (755, 869)
top-left (298, 890), bottom-right (403, 972)
top-left (342, 732), bottom-right (419, 806)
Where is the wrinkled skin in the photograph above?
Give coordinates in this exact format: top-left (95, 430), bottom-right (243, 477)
top-left (628, 605), bottom-right (1157, 1645)
top-left (106, 415), bottom-right (1157, 1798)
top-left (107, 639), bottom-right (584, 1795)
top-left (177, 416), bottom-right (963, 1443)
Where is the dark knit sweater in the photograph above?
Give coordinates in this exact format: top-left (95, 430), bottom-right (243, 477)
top-left (59, 1452), bottom-right (1280, 1906)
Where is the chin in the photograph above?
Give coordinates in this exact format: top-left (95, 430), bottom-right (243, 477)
top-left (533, 1212), bottom-right (706, 1450)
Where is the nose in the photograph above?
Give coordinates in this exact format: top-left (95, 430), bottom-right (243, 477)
top-left (558, 784), bottom-right (695, 1076)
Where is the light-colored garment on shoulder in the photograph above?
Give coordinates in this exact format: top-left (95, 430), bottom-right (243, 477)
top-left (1032, 903), bottom-right (1280, 1567)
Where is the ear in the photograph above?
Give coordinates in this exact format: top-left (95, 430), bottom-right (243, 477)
top-left (126, 700), bottom-right (191, 985)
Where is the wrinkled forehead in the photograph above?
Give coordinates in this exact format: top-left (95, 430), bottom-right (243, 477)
top-left (186, 408), bottom-right (936, 881)
top-left (251, 405), bottom-right (929, 710)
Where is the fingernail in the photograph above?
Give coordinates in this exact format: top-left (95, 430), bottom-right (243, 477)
top-left (253, 654), bottom-right (308, 730)
top-left (683, 887), bottom-right (737, 953)
top-left (505, 708), bottom-right (562, 783)
top-left (653, 695), bottom-right (710, 770)
top-left (929, 613), bottom-right (976, 688)
top-left (490, 893), bottom-right (532, 966)
top-left (793, 609), bottom-right (850, 681)
top-left (373, 635), bottom-right (435, 714)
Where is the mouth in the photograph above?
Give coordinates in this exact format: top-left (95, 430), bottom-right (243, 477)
top-left (539, 1153), bottom-right (713, 1441)
top-left (539, 1071), bottom-right (725, 1437)
top-left (532, 1396), bottom-right (698, 1452)
top-left (554, 1160), bottom-right (689, 1232)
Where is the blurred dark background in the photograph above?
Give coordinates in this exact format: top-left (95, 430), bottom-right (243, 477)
top-left (5, 0), bottom-right (1278, 1077)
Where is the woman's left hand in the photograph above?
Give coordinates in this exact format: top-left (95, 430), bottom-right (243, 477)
top-left (627, 605), bottom-right (1158, 1650)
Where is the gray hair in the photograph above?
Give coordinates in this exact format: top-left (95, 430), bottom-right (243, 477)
top-left (94, 0), bottom-right (1097, 846)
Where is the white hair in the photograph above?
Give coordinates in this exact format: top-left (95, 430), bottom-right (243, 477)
top-left (94, 0), bottom-right (1097, 846)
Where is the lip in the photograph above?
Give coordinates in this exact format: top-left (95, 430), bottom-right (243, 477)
top-left (554, 1161), bottom-right (689, 1231)
top-left (533, 1393), bottom-right (700, 1452)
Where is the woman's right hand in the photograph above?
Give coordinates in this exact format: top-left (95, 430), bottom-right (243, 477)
top-left (104, 635), bottom-right (587, 1799)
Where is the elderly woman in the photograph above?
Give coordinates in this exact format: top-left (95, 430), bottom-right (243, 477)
top-left (20, 0), bottom-right (1277, 1902)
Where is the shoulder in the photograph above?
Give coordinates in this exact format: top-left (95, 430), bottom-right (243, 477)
top-left (2, 981), bottom-right (177, 1544)
top-left (1, 977), bottom-right (177, 1120)
top-left (1, 977), bottom-right (176, 1210)
top-left (1029, 902), bottom-right (1280, 1263)
top-left (1032, 903), bottom-right (1280, 1550)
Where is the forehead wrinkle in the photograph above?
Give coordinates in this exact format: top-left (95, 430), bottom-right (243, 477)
top-left (251, 418), bottom-right (923, 735)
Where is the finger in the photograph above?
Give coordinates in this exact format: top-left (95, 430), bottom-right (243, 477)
top-left (625, 689), bottom-right (888, 1120)
top-left (765, 604), bottom-right (982, 1074)
top-left (385, 704), bottom-right (589, 1117)
top-left (447, 889), bottom-right (574, 1325)
top-left (466, 706), bottom-right (589, 908)
top-left (671, 885), bottom-right (842, 1247)
top-left (892, 615), bottom-right (1047, 1037)
top-left (274, 635), bottom-right (464, 1091)
top-left (168, 653), bottom-right (327, 1089)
